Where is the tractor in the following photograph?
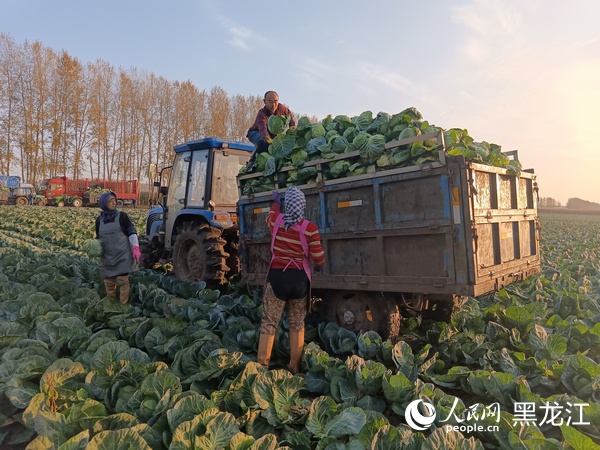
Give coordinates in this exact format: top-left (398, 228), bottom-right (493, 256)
top-left (140, 138), bottom-right (253, 285)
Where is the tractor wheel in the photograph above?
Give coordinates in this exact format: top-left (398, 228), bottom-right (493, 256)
top-left (223, 229), bottom-right (241, 277)
top-left (321, 290), bottom-right (401, 340)
top-left (117, 200), bottom-right (124, 207)
top-left (36, 198), bottom-right (46, 206)
top-left (15, 197), bottom-right (27, 206)
top-left (57, 201), bottom-right (65, 207)
top-left (172, 222), bottom-right (229, 285)
top-left (72, 198), bottom-right (83, 208)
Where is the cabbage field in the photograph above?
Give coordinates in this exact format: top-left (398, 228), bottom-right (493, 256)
top-left (0, 206), bottom-right (599, 449)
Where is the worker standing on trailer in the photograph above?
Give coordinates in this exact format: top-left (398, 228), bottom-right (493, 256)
top-left (256, 186), bottom-right (325, 374)
top-left (246, 90), bottom-right (295, 167)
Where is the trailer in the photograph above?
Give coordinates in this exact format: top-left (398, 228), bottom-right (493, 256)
top-left (82, 181), bottom-right (139, 207)
top-left (236, 130), bottom-right (541, 338)
top-left (39, 176), bottom-right (139, 207)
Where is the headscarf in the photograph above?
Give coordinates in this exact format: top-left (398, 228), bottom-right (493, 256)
top-left (283, 186), bottom-right (305, 230)
top-left (98, 191), bottom-right (118, 224)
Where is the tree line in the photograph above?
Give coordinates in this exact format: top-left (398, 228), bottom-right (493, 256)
top-left (0, 34), bottom-right (266, 189)
top-left (539, 197), bottom-right (600, 211)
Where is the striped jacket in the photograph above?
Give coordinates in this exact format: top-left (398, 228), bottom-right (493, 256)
top-left (267, 204), bottom-right (325, 270)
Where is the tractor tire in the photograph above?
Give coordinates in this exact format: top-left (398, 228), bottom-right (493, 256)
top-left (172, 222), bottom-right (230, 285)
top-left (15, 197), bottom-right (28, 206)
top-left (117, 200), bottom-right (124, 207)
top-left (321, 290), bottom-right (401, 341)
top-left (223, 229), bottom-right (241, 277)
top-left (72, 198), bottom-right (83, 207)
top-left (36, 198), bottom-right (46, 206)
top-left (57, 201), bottom-right (65, 207)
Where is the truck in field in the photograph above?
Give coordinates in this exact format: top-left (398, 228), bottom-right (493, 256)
top-left (142, 128), bottom-right (540, 338)
top-left (236, 129), bottom-right (540, 337)
top-left (0, 176), bottom-right (42, 206)
top-left (140, 138), bottom-right (254, 284)
top-left (38, 176), bottom-right (139, 207)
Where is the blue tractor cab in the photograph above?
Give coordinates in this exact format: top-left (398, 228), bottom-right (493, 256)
top-left (141, 138), bottom-right (254, 285)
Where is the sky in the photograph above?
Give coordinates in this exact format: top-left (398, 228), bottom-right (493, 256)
top-left (2, 0), bottom-right (599, 205)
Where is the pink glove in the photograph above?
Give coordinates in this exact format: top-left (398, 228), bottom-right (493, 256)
top-left (132, 246), bottom-right (141, 263)
top-left (272, 190), bottom-right (281, 205)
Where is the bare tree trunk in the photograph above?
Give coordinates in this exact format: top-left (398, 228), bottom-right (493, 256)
top-left (0, 36), bottom-right (285, 189)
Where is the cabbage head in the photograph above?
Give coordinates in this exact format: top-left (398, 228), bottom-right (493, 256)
top-left (268, 114), bottom-right (291, 135)
top-left (348, 163), bottom-right (368, 176)
top-left (329, 135), bottom-right (350, 153)
top-left (376, 153), bottom-right (392, 168)
top-left (353, 111), bottom-right (374, 131)
top-left (297, 167), bottom-right (318, 182)
top-left (389, 149), bottom-right (413, 166)
top-left (286, 170), bottom-right (298, 184)
top-left (343, 127), bottom-right (358, 144)
top-left (269, 134), bottom-right (296, 161)
top-left (447, 146), bottom-right (478, 160)
top-left (264, 156), bottom-right (277, 176)
top-left (366, 111), bottom-right (390, 134)
top-left (486, 147), bottom-right (510, 168)
top-left (410, 141), bottom-right (439, 161)
top-left (84, 239), bottom-right (103, 258)
top-left (291, 149), bottom-right (308, 168)
top-left (352, 132), bottom-right (370, 152)
top-left (332, 115), bottom-right (353, 133)
top-left (397, 106), bottom-right (423, 122)
top-left (358, 134), bottom-right (386, 163)
top-left (398, 126), bottom-right (422, 141)
top-left (297, 116), bottom-right (311, 129)
top-left (469, 141), bottom-right (490, 161)
top-left (307, 137), bottom-right (327, 155)
top-left (310, 124), bottom-right (326, 139)
top-left (325, 129), bottom-right (339, 141)
top-left (256, 152), bottom-right (271, 172)
top-left (506, 159), bottom-right (522, 176)
top-left (330, 160), bottom-right (352, 178)
top-left (444, 128), bottom-right (473, 149)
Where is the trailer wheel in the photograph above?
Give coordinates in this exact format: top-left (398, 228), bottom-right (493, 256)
top-left (422, 295), bottom-right (458, 322)
top-left (322, 291), bottom-right (401, 340)
top-left (172, 222), bottom-right (229, 285)
top-left (15, 197), bottom-right (28, 206)
top-left (375, 296), bottom-right (402, 341)
top-left (72, 198), bottom-right (83, 207)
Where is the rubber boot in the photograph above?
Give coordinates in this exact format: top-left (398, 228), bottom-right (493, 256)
top-left (104, 277), bottom-right (117, 299)
top-left (287, 328), bottom-right (305, 375)
top-left (256, 333), bottom-right (275, 369)
top-left (116, 275), bottom-right (130, 304)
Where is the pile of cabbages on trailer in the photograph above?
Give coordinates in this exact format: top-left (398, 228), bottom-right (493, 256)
top-left (239, 107), bottom-right (522, 195)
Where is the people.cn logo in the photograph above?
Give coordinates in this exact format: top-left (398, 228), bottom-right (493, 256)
top-left (405, 399), bottom-right (437, 431)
